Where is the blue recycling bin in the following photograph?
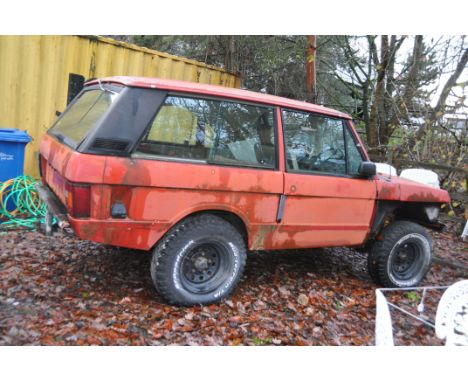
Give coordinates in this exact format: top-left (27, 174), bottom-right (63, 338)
top-left (0, 128), bottom-right (31, 213)
top-left (0, 128), bottom-right (31, 182)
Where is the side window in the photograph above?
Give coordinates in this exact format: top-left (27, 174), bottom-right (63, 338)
top-left (211, 101), bottom-right (276, 167)
top-left (282, 110), bottom-right (346, 175)
top-left (137, 95), bottom-right (276, 168)
top-left (140, 96), bottom-right (219, 160)
top-left (344, 126), bottom-right (363, 175)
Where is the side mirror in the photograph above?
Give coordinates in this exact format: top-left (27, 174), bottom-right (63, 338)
top-left (358, 161), bottom-right (376, 178)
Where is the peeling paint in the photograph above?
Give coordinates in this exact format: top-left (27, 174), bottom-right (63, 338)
top-left (376, 176), bottom-right (450, 203)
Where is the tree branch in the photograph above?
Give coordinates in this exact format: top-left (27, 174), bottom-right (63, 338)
top-left (432, 47), bottom-right (468, 118)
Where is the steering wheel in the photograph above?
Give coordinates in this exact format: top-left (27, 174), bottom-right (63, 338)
top-left (320, 146), bottom-right (344, 161)
top-left (311, 146), bottom-right (343, 167)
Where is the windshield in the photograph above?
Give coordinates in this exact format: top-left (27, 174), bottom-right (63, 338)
top-left (49, 89), bottom-right (119, 148)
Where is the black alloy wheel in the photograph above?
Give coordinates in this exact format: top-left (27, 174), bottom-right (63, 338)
top-left (368, 220), bottom-right (433, 288)
top-left (150, 214), bottom-right (247, 306)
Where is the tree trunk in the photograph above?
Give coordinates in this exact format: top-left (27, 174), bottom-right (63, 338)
top-left (223, 36), bottom-right (237, 72)
top-left (306, 35), bottom-right (317, 103)
top-left (367, 36), bottom-right (390, 158)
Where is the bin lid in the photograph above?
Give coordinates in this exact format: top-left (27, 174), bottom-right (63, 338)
top-left (0, 128), bottom-right (31, 143)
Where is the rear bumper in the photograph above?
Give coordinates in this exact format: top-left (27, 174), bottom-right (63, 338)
top-left (35, 183), bottom-right (70, 231)
top-left (68, 217), bottom-right (168, 251)
top-left (35, 183), bottom-right (167, 249)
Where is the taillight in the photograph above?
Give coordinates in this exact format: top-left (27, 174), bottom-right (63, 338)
top-left (64, 181), bottom-right (91, 218)
top-left (39, 155), bottom-right (47, 184)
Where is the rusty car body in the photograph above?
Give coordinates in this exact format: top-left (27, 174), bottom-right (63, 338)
top-left (37, 76), bottom-right (450, 305)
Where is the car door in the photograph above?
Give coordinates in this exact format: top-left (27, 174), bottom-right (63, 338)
top-left (276, 109), bottom-right (376, 248)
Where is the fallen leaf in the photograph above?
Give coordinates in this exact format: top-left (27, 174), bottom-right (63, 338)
top-left (297, 294), bottom-right (309, 306)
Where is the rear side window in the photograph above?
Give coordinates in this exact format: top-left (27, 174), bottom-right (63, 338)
top-left (49, 89), bottom-right (118, 148)
top-left (137, 95), bottom-right (276, 168)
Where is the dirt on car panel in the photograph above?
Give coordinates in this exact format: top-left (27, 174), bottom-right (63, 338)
top-left (376, 181), bottom-right (400, 200)
top-left (250, 225), bottom-right (278, 250)
top-left (403, 190), bottom-right (449, 203)
top-left (394, 176), bottom-right (450, 203)
top-left (73, 219), bottom-right (168, 250)
top-left (250, 224), bottom-right (360, 251)
top-left (278, 226), bottom-right (359, 249)
top-left (41, 135), bottom-right (106, 184)
top-left (101, 225), bottom-right (152, 249)
top-left (113, 158), bottom-right (154, 186)
top-left (76, 184), bottom-right (280, 251)
top-left (125, 187), bottom-right (276, 223)
top-left (103, 156), bottom-right (283, 193)
top-left (98, 156), bottom-right (284, 250)
top-left (74, 220), bottom-right (102, 242)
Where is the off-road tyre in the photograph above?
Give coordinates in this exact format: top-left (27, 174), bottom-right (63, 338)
top-left (150, 214), bottom-right (247, 306)
top-left (367, 220), bottom-right (433, 288)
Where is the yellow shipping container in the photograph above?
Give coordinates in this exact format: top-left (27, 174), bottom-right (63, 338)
top-left (0, 35), bottom-right (240, 177)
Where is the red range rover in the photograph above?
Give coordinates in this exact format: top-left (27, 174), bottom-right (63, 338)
top-left (36, 76), bottom-right (450, 305)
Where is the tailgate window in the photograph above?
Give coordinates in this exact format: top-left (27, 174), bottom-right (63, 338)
top-left (49, 89), bottom-right (118, 149)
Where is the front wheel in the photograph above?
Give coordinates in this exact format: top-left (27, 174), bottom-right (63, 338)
top-left (367, 220), bottom-right (433, 288)
top-left (150, 214), bottom-right (246, 306)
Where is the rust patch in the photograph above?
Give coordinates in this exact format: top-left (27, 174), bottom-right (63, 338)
top-left (218, 168), bottom-right (231, 188)
top-left (250, 225), bottom-right (277, 250)
top-left (75, 220), bottom-right (101, 240)
top-left (269, 228), bottom-right (297, 249)
top-left (120, 159), bottom-right (152, 186)
top-left (379, 176), bottom-right (451, 203)
top-left (404, 190), bottom-right (450, 203)
top-left (376, 181), bottom-right (399, 200)
top-left (247, 184), bottom-right (268, 193)
top-left (73, 219), bottom-right (168, 250)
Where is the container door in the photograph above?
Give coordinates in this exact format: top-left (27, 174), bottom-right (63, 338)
top-left (278, 110), bottom-right (376, 248)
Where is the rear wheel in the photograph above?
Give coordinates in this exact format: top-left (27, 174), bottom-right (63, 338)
top-left (367, 220), bottom-right (433, 288)
top-left (150, 214), bottom-right (246, 306)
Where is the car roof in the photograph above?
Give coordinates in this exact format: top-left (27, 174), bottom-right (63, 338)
top-left (86, 76), bottom-right (351, 120)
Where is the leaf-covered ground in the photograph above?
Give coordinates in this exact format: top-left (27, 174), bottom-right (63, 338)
top-left (0, 222), bottom-right (466, 346)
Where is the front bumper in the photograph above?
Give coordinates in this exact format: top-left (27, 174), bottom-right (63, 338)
top-left (35, 183), bottom-right (70, 234)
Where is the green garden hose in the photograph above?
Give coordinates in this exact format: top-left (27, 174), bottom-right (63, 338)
top-left (0, 175), bottom-right (47, 230)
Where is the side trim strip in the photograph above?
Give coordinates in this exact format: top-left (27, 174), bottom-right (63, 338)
top-left (276, 194), bottom-right (287, 223)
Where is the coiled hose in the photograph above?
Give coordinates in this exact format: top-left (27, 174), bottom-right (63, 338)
top-left (0, 175), bottom-right (46, 230)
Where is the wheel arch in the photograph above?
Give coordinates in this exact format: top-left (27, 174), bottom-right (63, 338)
top-left (148, 207), bottom-right (250, 250)
top-left (364, 200), bottom-right (444, 248)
